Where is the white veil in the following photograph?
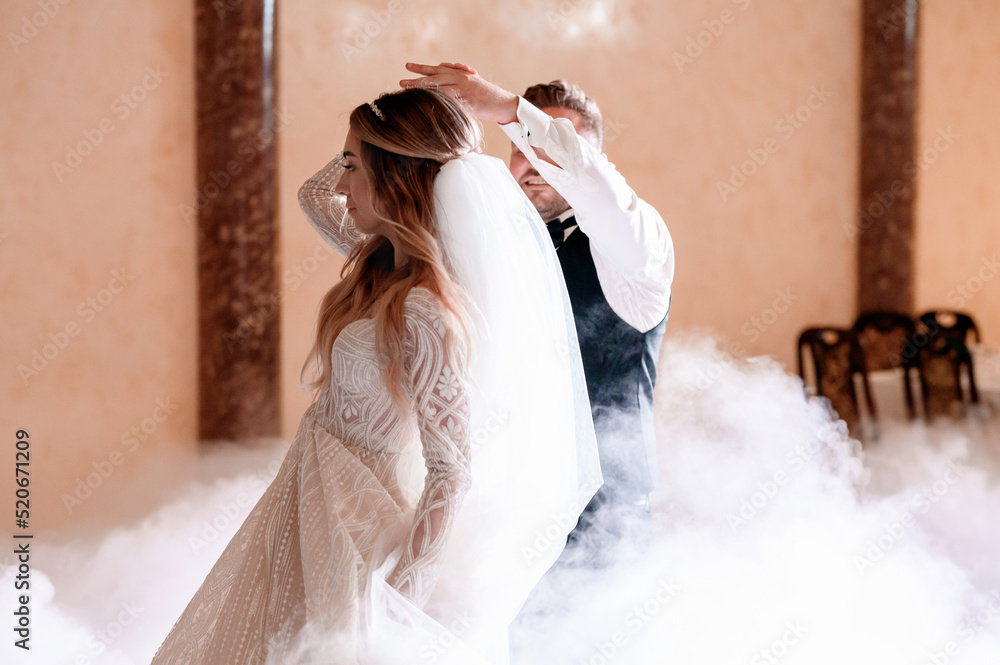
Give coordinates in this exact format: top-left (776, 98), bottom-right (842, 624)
top-left (308, 150), bottom-right (601, 664)
top-left (422, 152), bottom-right (602, 640)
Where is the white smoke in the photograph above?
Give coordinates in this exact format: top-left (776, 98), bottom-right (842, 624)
top-left (4, 335), bottom-right (1000, 665)
top-left (2, 440), bottom-right (287, 665)
top-left (510, 335), bottom-right (1000, 665)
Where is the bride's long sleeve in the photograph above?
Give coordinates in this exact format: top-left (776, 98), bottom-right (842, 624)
top-left (297, 157), bottom-right (364, 257)
top-left (387, 288), bottom-right (473, 608)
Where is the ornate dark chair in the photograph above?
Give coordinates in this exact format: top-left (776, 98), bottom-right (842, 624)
top-left (797, 327), bottom-right (874, 434)
top-left (853, 311), bottom-right (918, 419)
top-left (914, 311), bottom-right (980, 419)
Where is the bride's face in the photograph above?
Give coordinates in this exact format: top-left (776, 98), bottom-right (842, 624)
top-left (335, 130), bottom-right (388, 237)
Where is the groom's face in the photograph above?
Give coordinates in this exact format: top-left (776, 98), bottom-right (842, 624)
top-left (509, 106), bottom-right (588, 223)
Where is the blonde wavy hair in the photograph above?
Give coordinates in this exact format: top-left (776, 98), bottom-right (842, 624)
top-left (302, 87), bottom-right (483, 406)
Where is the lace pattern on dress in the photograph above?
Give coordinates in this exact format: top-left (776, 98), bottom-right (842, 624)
top-left (150, 165), bottom-right (473, 664)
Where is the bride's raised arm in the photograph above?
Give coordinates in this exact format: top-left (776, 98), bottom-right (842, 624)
top-left (297, 155), bottom-right (365, 257)
top-left (386, 288), bottom-right (473, 607)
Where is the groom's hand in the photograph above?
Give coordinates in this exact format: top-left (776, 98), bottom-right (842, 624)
top-left (400, 62), bottom-right (519, 125)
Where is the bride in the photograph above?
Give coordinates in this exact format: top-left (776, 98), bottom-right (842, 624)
top-left (150, 87), bottom-right (600, 664)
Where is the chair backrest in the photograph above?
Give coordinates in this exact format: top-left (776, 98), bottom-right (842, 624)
top-left (914, 311), bottom-right (979, 418)
top-left (918, 310), bottom-right (980, 347)
top-left (853, 311), bottom-right (917, 372)
top-left (917, 338), bottom-right (976, 418)
top-left (797, 327), bottom-right (864, 430)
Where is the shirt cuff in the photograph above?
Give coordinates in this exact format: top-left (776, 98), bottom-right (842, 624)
top-left (499, 97), bottom-right (577, 159)
top-left (499, 97), bottom-right (531, 153)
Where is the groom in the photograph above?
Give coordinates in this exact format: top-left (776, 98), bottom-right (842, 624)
top-left (401, 63), bottom-right (674, 561)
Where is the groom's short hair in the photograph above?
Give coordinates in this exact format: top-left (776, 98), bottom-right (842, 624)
top-left (523, 80), bottom-right (604, 148)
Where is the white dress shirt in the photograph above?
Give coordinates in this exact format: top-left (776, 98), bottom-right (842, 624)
top-left (500, 97), bottom-right (674, 334)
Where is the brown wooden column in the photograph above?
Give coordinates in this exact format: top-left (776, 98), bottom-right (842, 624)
top-left (196, 0), bottom-right (280, 440)
top-left (857, 0), bottom-right (920, 314)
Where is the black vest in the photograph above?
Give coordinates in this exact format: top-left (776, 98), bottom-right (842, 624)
top-left (555, 221), bottom-right (667, 498)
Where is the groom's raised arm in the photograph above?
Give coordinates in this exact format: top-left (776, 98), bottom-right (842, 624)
top-left (400, 62), bottom-right (674, 333)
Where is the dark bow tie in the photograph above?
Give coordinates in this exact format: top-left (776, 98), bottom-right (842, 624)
top-left (546, 216), bottom-right (577, 248)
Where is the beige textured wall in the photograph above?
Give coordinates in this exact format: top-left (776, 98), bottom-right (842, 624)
top-left (280, 0), bottom-right (863, 433)
top-left (1, 1), bottom-right (196, 530)
top-left (915, 0), bottom-right (1000, 344)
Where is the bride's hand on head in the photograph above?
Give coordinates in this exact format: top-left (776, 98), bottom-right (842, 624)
top-left (399, 62), bottom-right (519, 125)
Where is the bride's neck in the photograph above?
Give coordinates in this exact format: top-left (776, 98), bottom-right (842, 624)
top-left (379, 231), bottom-right (409, 270)
top-left (391, 242), bottom-right (409, 269)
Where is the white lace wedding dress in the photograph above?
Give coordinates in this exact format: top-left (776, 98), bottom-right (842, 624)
top-left (150, 154), bottom-right (600, 665)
